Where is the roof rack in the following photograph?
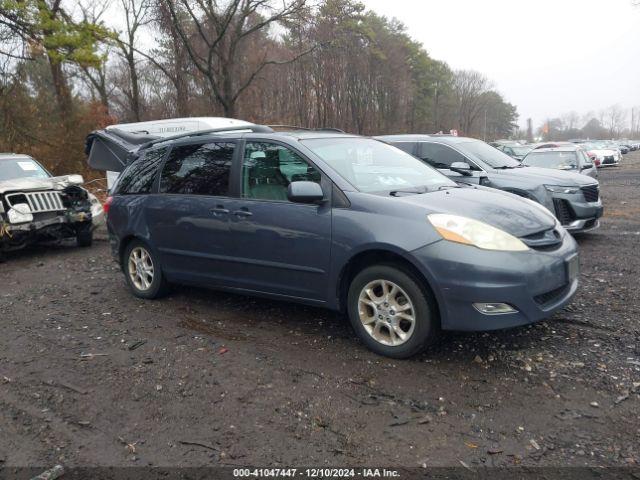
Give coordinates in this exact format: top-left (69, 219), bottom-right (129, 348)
top-left (268, 125), bottom-right (346, 133)
top-left (139, 124), bottom-right (275, 149)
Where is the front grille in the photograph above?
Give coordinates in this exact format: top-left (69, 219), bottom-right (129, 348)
top-left (520, 227), bottom-right (562, 251)
top-left (534, 283), bottom-right (568, 306)
top-left (603, 155), bottom-right (614, 164)
top-left (553, 198), bottom-right (576, 225)
top-left (581, 185), bottom-right (599, 202)
top-left (5, 190), bottom-right (65, 213)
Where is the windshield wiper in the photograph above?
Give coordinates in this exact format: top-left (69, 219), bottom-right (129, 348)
top-left (389, 186), bottom-right (428, 196)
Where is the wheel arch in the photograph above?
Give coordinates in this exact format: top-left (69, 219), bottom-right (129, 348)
top-left (336, 248), bottom-right (441, 326)
top-left (118, 234), bottom-right (146, 269)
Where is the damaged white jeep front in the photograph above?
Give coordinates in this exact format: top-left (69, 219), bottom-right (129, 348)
top-left (0, 154), bottom-right (103, 253)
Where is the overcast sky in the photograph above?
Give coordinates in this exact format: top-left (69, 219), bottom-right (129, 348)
top-left (362, 0), bottom-right (640, 128)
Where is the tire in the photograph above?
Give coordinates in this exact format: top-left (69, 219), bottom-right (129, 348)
top-left (347, 264), bottom-right (438, 358)
top-left (122, 239), bottom-right (169, 299)
top-left (76, 224), bottom-right (93, 247)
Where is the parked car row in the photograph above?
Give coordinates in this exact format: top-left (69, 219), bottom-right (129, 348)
top-left (492, 137), bottom-right (640, 167)
top-left (81, 118), bottom-right (597, 358)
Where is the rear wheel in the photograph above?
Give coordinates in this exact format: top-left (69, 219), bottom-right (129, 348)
top-left (123, 240), bottom-right (169, 299)
top-left (347, 264), bottom-right (438, 358)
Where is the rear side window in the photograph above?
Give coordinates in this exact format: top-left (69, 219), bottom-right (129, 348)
top-left (160, 142), bottom-right (235, 196)
top-left (419, 143), bottom-right (467, 168)
top-left (115, 147), bottom-right (167, 194)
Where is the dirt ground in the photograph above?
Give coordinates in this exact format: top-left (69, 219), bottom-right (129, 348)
top-left (0, 153), bottom-right (639, 470)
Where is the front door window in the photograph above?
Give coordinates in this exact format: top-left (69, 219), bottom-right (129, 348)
top-left (242, 142), bottom-right (321, 201)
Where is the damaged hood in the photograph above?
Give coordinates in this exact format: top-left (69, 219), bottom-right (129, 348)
top-left (0, 174), bottom-right (84, 194)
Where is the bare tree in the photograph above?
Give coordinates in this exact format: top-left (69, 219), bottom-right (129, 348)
top-left (76, 0), bottom-right (112, 111)
top-left (629, 106), bottom-right (640, 137)
top-left (452, 69), bottom-right (493, 136)
top-left (604, 104), bottom-right (626, 137)
top-left (161, 0), bottom-right (312, 117)
top-left (115, 0), bottom-right (153, 121)
top-left (561, 111), bottom-right (580, 131)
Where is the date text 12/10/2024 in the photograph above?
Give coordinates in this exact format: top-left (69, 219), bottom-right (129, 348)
top-left (233, 469), bottom-right (401, 478)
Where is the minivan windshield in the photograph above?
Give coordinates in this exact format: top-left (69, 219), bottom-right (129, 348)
top-left (302, 137), bottom-right (456, 193)
top-left (0, 158), bottom-right (50, 182)
top-left (457, 140), bottom-right (522, 169)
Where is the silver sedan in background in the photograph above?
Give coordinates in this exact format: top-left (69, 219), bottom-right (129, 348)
top-left (522, 146), bottom-right (598, 179)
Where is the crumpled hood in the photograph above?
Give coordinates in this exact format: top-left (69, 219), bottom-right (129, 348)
top-left (394, 186), bottom-right (556, 237)
top-left (492, 166), bottom-right (597, 186)
top-left (0, 175), bottom-right (84, 194)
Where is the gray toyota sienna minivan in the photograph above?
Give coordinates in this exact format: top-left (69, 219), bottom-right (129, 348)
top-left (87, 125), bottom-right (580, 358)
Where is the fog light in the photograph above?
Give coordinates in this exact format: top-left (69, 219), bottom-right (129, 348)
top-left (473, 303), bottom-right (518, 315)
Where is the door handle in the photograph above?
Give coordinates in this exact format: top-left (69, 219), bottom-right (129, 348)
top-left (233, 209), bottom-right (252, 218)
top-left (210, 206), bottom-right (229, 215)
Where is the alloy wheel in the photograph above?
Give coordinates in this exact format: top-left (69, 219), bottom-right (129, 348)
top-left (128, 247), bottom-right (154, 291)
top-left (357, 279), bottom-right (416, 346)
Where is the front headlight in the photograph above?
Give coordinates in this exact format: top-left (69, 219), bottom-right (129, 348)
top-left (544, 185), bottom-right (579, 194)
top-left (428, 214), bottom-right (529, 252)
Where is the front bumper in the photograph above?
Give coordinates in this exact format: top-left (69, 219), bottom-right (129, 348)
top-left (597, 155), bottom-right (620, 167)
top-left (0, 212), bottom-right (91, 249)
top-left (410, 232), bottom-right (579, 331)
top-left (540, 191), bottom-right (603, 233)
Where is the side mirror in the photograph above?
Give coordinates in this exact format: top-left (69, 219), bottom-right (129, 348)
top-left (287, 181), bottom-right (324, 204)
top-left (449, 162), bottom-right (473, 176)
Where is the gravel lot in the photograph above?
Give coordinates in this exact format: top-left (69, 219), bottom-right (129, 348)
top-left (1, 153), bottom-right (639, 469)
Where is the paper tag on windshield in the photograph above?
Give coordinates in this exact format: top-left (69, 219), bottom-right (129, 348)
top-left (17, 161), bottom-right (38, 171)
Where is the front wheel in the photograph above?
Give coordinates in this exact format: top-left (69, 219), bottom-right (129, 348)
top-left (123, 240), bottom-right (169, 299)
top-left (76, 224), bottom-right (93, 247)
top-left (347, 264), bottom-right (438, 358)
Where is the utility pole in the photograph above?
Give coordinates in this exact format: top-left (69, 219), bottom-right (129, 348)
top-left (483, 108), bottom-right (487, 141)
top-left (433, 83), bottom-right (439, 132)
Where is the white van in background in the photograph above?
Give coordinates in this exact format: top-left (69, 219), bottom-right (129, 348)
top-left (101, 117), bottom-right (255, 188)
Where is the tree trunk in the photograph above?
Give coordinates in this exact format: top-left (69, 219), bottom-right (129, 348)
top-left (48, 58), bottom-right (72, 121)
top-left (223, 100), bottom-right (236, 118)
top-left (126, 51), bottom-right (141, 121)
top-left (170, 27), bottom-right (189, 116)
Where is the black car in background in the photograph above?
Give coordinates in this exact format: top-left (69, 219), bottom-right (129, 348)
top-left (377, 135), bottom-right (603, 233)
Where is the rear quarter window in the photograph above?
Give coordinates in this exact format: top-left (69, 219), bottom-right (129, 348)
top-left (159, 142), bottom-right (235, 196)
top-left (114, 147), bottom-right (167, 195)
